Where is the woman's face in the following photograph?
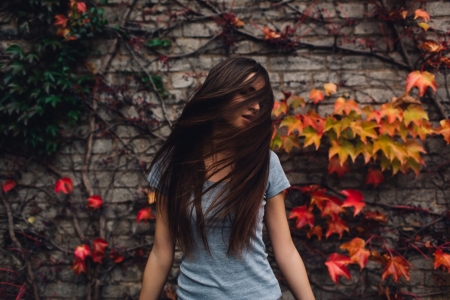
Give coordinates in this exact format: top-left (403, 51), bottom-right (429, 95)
top-left (227, 73), bottom-right (266, 128)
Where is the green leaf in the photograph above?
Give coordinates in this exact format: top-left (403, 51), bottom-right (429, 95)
top-left (147, 39), bottom-right (162, 47)
top-left (6, 45), bottom-right (24, 59)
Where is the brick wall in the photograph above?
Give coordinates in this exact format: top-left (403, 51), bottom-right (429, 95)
top-left (1, 0), bottom-right (450, 299)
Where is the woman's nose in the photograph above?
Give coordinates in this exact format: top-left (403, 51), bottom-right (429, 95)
top-left (250, 101), bottom-right (260, 112)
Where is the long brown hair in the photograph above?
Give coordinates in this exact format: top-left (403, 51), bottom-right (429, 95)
top-left (148, 57), bottom-right (275, 257)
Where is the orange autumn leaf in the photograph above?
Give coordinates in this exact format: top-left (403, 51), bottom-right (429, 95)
top-left (325, 253), bottom-right (352, 284)
top-left (307, 225), bottom-right (323, 241)
top-left (328, 155), bottom-right (350, 177)
top-left (87, 195), bottom-right (103, 210)
top-left (435, 119), bottom-right (450, 144)
top-left (441, 57), bottom-right (450, 67)
top-left (302, 127), bottom-right (322, 150)
top-left (341, 189), bottom-right (365, 216)
top-left (381, 255), bottom-right (410, 283)
top-left (404, 139), bottom-right (426, 164)
top-left (286, 94), bottom-right (305, 109)
top-left (364, 210), bottom-right (388, 222)
top-left (2, 179), bottom-right (16, 193)
top-left (418, 40), bottom-right (445, 53)
top-left (279, 115), bottom-right (303, 135)
top-left (409, 122), bottom-right (434, 141)
top-left (380, 103), bottom-right (403, 124)
top-left (289, 205), bottom-right (314, 229)
top-left (55, 177), bottom-right (73, 194)
top-left (232, 17), bottom-right (244, 27)
top-left (334, 97), bottom-right (359, 115)
top-left (366, 168), bottom-right (384, 187)
top-left (54, 14), bottom-right (68, 27)
top-left (405, 71), bottom-right (437, 97)
top-left (321, 196), bottom-right (345, 218)
top-left (340, 237), bottom-right (370, 269)
top-left (401, 10), bottom-right (408, 19)
top-left (414, 9), bottom-right (430, 22)
top-left (263, 26), bottom-right (281, 40)
top-left (362, 105), bottom-right (382, 124)
top-left (309, 89), bottom-right (324, 104)
top-left (302, 110), bottom-right (325, 132)
top-left (373, 135), bottom-right (407, 164)
top-left (351, 120), bottom-right (378, 143)
top-left (281, 134), bottom-right (300, 153)
top-left (326, 217), bottom-right (349, 239)
top-left (378, 120), bottom-right (399, 137)
top-left (137, 207), bottom-right (155, 223)
top-left (324, 82), bottom-right (337, 96)
top-left (310, 190), bottom-right (331, 210)
top-left (272, 101), bottom-right (287, 117)
top-left (329, 139), bottom-right (357, 166)
top-left (433, 249), bottom-right (450, 272)
top-left (74, 244), bottom-right (91, 261)
top-left (72, 258), bottom-right (86, 275)
top-left (355, 140), bottom-right (374, 164)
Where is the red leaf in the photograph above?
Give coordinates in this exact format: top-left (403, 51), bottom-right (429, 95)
top-left (2, 179), bottom-right (16, 193)
top-left (405, 71), bottom-right (437, 97)
top-left (433, 249), bottom-right (450, 272)
top-left (340, 238), bottom-right (370, 269)
top-left (325, 253), bottom-right (352, 284)
top-left (54, 14), bottom-right (68, 27)
top-left (136, 207), bottom-right (155, 223)
top-left (87, 195), bottom-right (103, 209)
top-left (365, 169), bottom-right (384, 187)
top-left (307, 225), bottom-right (323, 241)
top-left (381, 255), bottom-right (410, 283)
top-left (74, 244), bottom-right (91, 261)
top-left (321, 196), bottom-right (344, 218)
top-left (93, 238), bottom-right (108, 253)
top-left (91, 251), bottom-right (105, 264)
top-left (72, 258), bottom-right (86, 275)
top-left (326, 217), bottom-right (349, 239)
top-left (364, 211), bottom-right (388, 222)
top-left (328, 156), bottom-right (350, 177)
top-left (55, 177), bottom-right (73, 194)
top-left (288, 206), bottom-right (314, 229)
top-left (77, 2), bottom-right (87, 13)
top-left (110, 249), bottom-right (124, 263)
top-left (341, 190), bottom-right (365, 216)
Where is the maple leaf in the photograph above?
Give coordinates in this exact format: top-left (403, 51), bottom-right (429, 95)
top-left (309, 189), bottom-right (330, 210)
top-left (289, 205), bottom-right (314, 229)
top-left (321, 196), bottom-right (345, 218)
top-left (110, 248), bottom-right (124, 263)
top-left (287, 94), bottom-right (305, 109)
top-left (55, 177), bottom-right (73, 194)
top-left (378, 119), bottom-right (398, 137)
top-left (299, 184), bottom-right (324, 195)
top-left (137, 207), bottom-right (155, 223)
top-left (435, 119), bottom-right (450, 144)
top-left (381, 255), bottom-right (410, 283)
top-left (433, 249), bottom-right (450, 272)
top-left (74, 244), bottom-right (91, 261)
top-left (232, 17), bottom-right (244, 28)
top-left (403, 105), bottom-right (428, 127)
top-left (417, 22), bottom-right (430, 31)
top-left (409, 122), bottom-right (433, 141)
top-left (373, 135), bottom-right (407, 164)
top-left (441, 57), bottom-right (450, 67)
top-left (281, 134), bottom-right (300, 153)
top-left (91, 251), bottom-right (105, 264)
top-left (380, 103), bottom-right (403, 124)
top-left (87, 195), bottom-right (103, 209)
top-left (341, 190), bottom-right (365, 216)
top-left (272, 101), bottom-right (287, 117)
top-left (405, 71), bottom-right (437, 97)
top-left (309, 89), bottom-right (324, 104)
top-left (351, 120), bottom-right (378, 143)
top-left (263, 26), bottom-right (281, 40)
top-left (72, 258), bottom-right (86, 275)
top-left (302, 127), bottom-right (322, 150)
top-left (307, 225), bottom-right (323, 241)
top-left (364, 210), bottom-right (387, 222)
top-left (362, 105), bottom-right (382, 124)
top-left (334, 97), bottom-right (359, 115)
top-left (391, 92), bottom-right (421, 109)
top-left (418, 40), bottom-right (444, 53)
top-left (414, 9), bottom-right (430, 22)
top-left (2, 179), bottom-right (16, 193)
top-left (302, 110), bottom-right (325, 132)
top-left (355, 140), bottom-right (373, 164)
top-left (54, 14), bottom-right (68, 27)
top-left (401, 10), bottom-right (408, 19)
top-left (77, 2), bottom-right (87, 13)
top-left (93, 238), bottom-right (108, 253)
top-left (279, 115), bottom-right (303, 135)
top-left (324, 83), bottom-right (337, 96)
top-left (340, 237), bottom-right (370, 269)
top-left (366, 168), bottom-right (384, 187)
top-left (328, 155), bottom-right (350, 177)
top-left (326, 217), bottom-right (349, 239)
top-left (271, 132), bottom-right (282, 150)
top-left (404, 139), bottom-right (426, 164)
top-left (329, 139), bottom-right (357, 166)
top-left (325, 253), bottom-right (352, 284)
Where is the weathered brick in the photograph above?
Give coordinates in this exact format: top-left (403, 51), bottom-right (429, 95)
top-left (183, 22), bottom-right (219, 38)
top-left (336, 3), bottom-right (365, 19)
top-left (426, 2), bottom-right (450, 17)
top-left (269, 55), bottom-right (324, 71)
top-left (171, 72), bottom-right (195, 88)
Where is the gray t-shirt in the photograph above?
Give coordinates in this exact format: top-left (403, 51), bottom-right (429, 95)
top-left (147, 150), bottom-right (290, 300)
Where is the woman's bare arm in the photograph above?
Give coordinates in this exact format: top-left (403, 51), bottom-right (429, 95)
top-left (139, 192), bottom-right (174, 300)
top-left (265, 192), bottom-right (315, 300)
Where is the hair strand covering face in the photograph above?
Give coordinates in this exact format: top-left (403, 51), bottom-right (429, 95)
top-left (147, 57), bottom-right (275, 258)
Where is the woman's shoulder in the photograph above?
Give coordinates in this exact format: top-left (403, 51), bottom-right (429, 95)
top-left (269, 150), bottom-right (281, 167)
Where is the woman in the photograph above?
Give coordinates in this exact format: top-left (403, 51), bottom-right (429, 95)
top-left (139, 57), bottom-right (315, 300)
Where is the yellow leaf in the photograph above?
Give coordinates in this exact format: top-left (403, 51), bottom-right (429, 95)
top-left (282, 134), bottom-right (300, 153)
top-left (329, 139), bottom-right (357, 166)
top-left (28, 216), bottom-right (35, 224)
top-left (324, 83), bottom-right (337, 96)
top-left (302, 127), bottom-right (322, 150)
top-left (417, 22), bottom-right (430, 31)
top-left (279, 115), bottom-right (303, 135)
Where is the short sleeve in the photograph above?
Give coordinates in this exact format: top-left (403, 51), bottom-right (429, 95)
top-left (265, 150), bottom-right (291, 199)
top-left (146, 156), bottom-right (169, 196)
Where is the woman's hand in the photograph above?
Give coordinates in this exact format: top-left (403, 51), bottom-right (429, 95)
top-left (265, 192), bottom-right (316, 300)
top-left (139, 192), bottom-right (175, 300)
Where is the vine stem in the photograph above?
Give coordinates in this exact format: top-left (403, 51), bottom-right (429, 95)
top-left (0, 194), bottom-right (40, 300)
